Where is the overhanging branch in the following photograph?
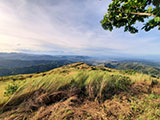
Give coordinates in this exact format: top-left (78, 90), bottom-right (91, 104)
top-left (130, 12), bottom-right (156, 17)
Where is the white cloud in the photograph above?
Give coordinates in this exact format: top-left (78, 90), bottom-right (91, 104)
top-left (0, 0), bottom-right (159, 56)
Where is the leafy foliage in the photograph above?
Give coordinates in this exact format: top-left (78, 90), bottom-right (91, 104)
top-left (4, 83), bottom-right (19, 96)
top-left (101, 0), bottom-right (160, 33)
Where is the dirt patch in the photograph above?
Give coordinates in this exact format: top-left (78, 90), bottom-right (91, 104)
top-left (130, 82), bottom-right (150, 96)
top-left (34, 96), bottom-right (131, 120)
top-left (103, 98), bottom-right (131, 120)
top-left (34, 96), bottom-right (80, 120)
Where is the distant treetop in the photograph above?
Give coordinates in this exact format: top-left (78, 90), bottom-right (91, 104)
top-left (101, 0), bottom-right (160, 33)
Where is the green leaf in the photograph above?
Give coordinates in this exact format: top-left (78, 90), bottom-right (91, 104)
top-left (154, 17), bottom-right (160, 22)
top-left (101, 0), bottom-right (160, 33)
top-left (148, 6), bottom-right (152, 12)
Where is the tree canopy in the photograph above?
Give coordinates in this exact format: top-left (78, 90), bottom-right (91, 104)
top-left (101, 0), bottom-right (160, 33)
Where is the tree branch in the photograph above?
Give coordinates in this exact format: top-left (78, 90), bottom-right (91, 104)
top-left (130, 12), bottom-right (156, 17)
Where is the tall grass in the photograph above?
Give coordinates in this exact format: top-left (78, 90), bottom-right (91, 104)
top-left (2, 68), bottom-right (153, 107)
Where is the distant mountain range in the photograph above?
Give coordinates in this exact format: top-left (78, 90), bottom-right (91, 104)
top-left (0, 52), bottom-right (160, 77)
top-left (0, 52), bottom-right (91, 61)
top-left (0, 53), bottom-right (93, 76)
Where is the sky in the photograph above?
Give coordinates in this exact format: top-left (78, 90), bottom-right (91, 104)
top-left (0, 0), bottom-right (160, 56)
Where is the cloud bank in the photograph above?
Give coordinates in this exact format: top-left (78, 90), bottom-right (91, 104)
top-left (0, 0), bottom-right (159, 56)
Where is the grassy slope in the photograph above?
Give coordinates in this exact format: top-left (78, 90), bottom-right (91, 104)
top-left (0, 62), bottom-right (160, 120)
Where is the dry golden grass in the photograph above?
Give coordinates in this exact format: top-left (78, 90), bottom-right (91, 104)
top-left (0, 62), bottom-right (160, 120)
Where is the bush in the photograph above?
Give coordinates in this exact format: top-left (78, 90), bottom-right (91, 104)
top-left (100, 75), bottom-right (132, 99)
top-left (106, 75), bottom-right (131, 91)
top-left (121, 69), bottom-right (136, 75)
top-left (4, 83), bottom-right (19, 96)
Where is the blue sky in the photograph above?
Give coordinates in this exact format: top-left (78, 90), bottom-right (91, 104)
top-left (0, 0), bottom-right (159, 56)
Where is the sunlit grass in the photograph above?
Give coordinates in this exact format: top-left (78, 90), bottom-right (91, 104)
top-left (0, 64), bottom-right (160, 107)
top-left (0, 63), bottom-right (160, 120)
top-left (0, 81), bottom-right (9, 104)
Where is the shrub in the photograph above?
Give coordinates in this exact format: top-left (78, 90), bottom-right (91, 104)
top-left (121, 69), bottom-right (136, 75)
top-left (107, 75), bottom-right (132, 91)
top-left (100, 75), bottom-right (132, 99)
top-left (151, 79), bottom-right (159, 87)
top-left (4, 83), bottom-right (19, 96)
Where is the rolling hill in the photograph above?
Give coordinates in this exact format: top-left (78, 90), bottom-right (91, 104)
top-left (0, 62), bottom-right (160, 120)
top-left (0, 53), bottom-right (93, 77)
top-left (104, 62), bottom-right (160, 78)
top-left (0, 60), bottom-right (74, 77)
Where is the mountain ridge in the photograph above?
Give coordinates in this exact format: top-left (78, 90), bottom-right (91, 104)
top-left (0, 62), bottom-right (160, 120)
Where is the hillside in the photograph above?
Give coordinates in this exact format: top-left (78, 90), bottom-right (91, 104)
top-left (0, 53), bottom-right (93, 77)
top-left (104, 62), bottom-right (160, 78)
top-left (0, 60), bottom-right (73, 77)
top-left (0, 62), bottom-right (160, 120)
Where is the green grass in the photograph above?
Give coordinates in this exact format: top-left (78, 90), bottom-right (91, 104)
top-left (0, 68), bottom-right (133, 105)
top-left (0, 81), bottom-right (9, 104)
top-left (130, 94), bottom-right (160, 120)
top-left (0, 63), bottom-right (160, 120)
top-left (0, 65), bottom-right (158, 104)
